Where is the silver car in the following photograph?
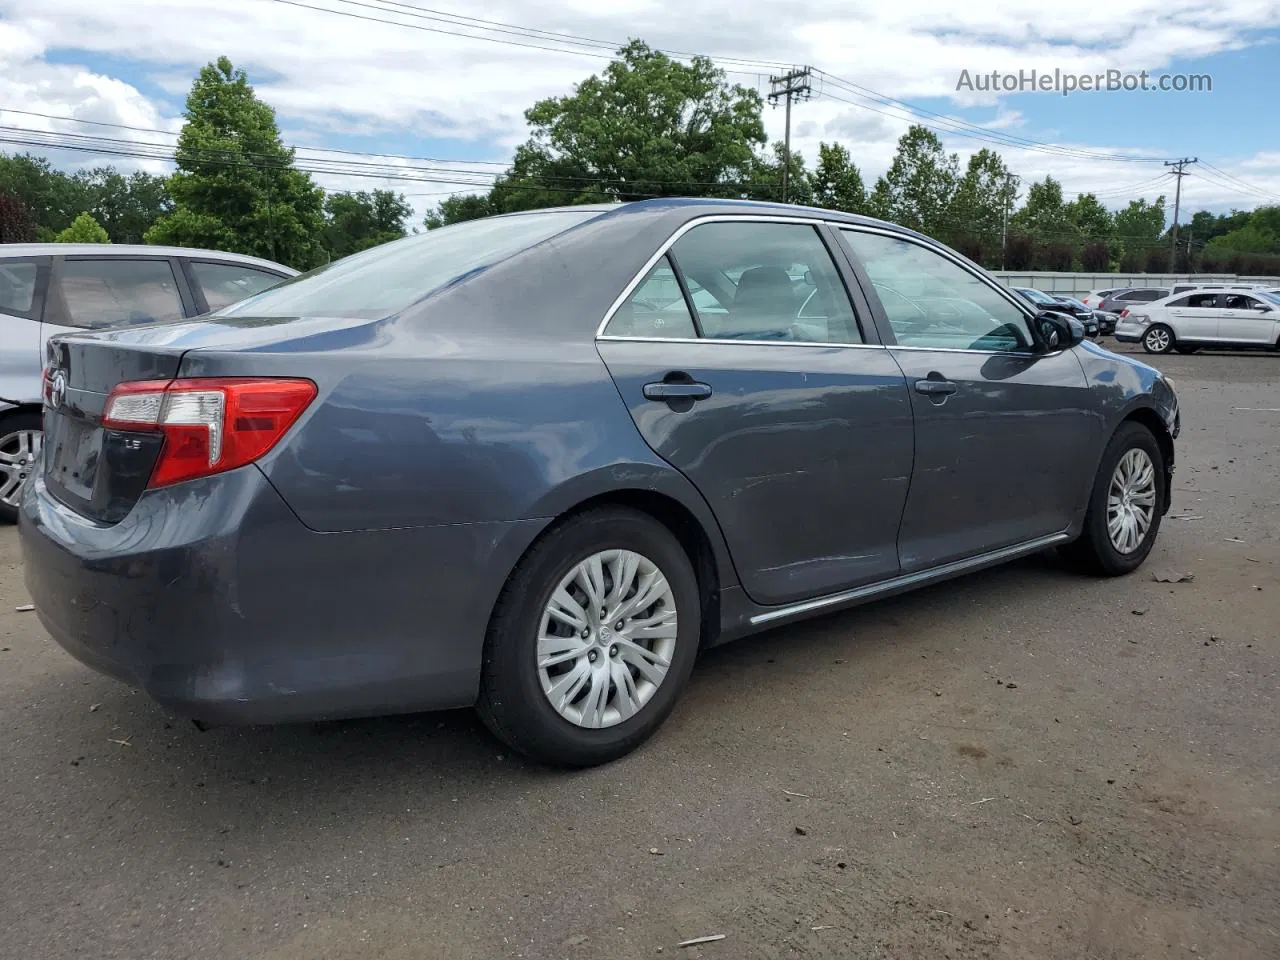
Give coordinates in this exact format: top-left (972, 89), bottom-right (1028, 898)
top-left (0, 244), bottom-right (295, 520)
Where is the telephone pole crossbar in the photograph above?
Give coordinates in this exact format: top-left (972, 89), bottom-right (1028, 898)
top-left (1164, 157), bottom-right (1198, 267)
top-left (768, 67), bottom-right (812, 204)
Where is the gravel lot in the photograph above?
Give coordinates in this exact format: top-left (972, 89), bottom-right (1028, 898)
top-left (1, 344), bottom-right (1277, 960)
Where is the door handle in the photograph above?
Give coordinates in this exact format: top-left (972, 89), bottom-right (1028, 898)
top-left (643, 381), bottom-right (712, 401)
top-left (914, 378), bottom-right (958, 397)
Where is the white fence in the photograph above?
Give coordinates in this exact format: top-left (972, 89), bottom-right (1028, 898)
top-left (991, 271), bottom-right (1280, 298)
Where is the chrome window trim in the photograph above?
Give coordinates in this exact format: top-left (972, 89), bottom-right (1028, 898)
top-left (593, 214), bottom-right (864, 345)
top-left (598, 334), bottom-right (889, 350)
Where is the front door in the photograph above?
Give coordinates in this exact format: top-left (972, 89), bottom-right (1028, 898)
top-left (838, 227), bottom-right (1100, 571)
top-left (597, 218), bottom-right (915, 607)
top-left (1217, 293), bottom-right (1280, 345)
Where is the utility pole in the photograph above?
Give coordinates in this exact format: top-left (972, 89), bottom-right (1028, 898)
top-left (1001, 174), bottom-right (1016, 270)
top-left (768, 67), bottom-right (812, 203)
top-left (1165, 157), bottom-right (1198, 268)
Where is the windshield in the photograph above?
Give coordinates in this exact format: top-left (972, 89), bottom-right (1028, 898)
top-left (218, 210), bottom-right (602, 319)
top-left (1017, 288), bottom-right (1054, 305)
top-left (1261, 291), bottom-right (1280, 306)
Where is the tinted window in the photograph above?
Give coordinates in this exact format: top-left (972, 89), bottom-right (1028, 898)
top-left (1170, 293), bottom-right (1218, 307)
top-left (0, 260), bottom-right (38, 317)
top-left (668, 222), bottom-right (862, 343)
top-left (1134, 289), bottom-right (1168, 301)
top-left (1224, 294), bottom-right (1264, 310)
top-left (1016, 287), bottom-right (1055, 305)
top-left (219, 210), bottom-right (600, 319)
top-left (189, 261), bottom-right (286, 312)
top-left (604, 256), bottom-right (698, 338)
top-left (54, 259), bottom-right (184, 329)
top-left (842, 229), bottom-right (1034, 352)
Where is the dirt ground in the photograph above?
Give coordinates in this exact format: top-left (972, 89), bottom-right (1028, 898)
top-left (1, 345), bottom-right (1277, 960)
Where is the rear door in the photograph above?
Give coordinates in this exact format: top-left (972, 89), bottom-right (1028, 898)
top-left (1164, 292), bottom-right (1220, 340)
top-left (1217, 293), bottom-right (1279, 345)
top-left (838, 227), bottom-right (1098, 571)
top-left (42, 255), bottom-right (195, 345)
top-left (597, 216), bottom-right (915, 607)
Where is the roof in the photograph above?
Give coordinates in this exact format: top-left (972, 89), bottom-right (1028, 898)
top-left (0, 243), bottom-right (298, 274)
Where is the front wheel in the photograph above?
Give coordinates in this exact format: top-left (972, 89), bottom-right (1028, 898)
top-left (1066, 422), bottom-right (1165, 576)
top-left (477, 507), bottom-right (702, 767)
top-left (0, 411), bottom-right (42, 524)
top-left (1142, 324), bottom-right (1175, 354)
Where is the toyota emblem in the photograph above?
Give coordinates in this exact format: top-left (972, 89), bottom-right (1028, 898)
top-left (49, 371), bottom-right (67, 410)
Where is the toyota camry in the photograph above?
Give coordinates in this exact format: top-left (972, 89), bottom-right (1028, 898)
top-left (19, 199), bottom-right (1180, 767)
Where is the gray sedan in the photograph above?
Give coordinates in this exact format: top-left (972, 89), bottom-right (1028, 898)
top-left (19, 199), bottom-right (1180, 767)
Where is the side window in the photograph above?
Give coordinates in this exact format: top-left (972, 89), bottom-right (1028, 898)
top-left (1224, 294), bottom-right (1261, 310)
top-left (841, 229), bottom-right (1034, 352)
top-left (1136, 289), bottom-right (1167, 302)
top-left (603, 255), bottom-right (698, 339)
top-left (1168, 295), bottom-right (1197, 307)
top-left (54, 259), bottom-right (184, 329)
top-left (668, 221), bottom-right (862, 343)
top-left (188, 261), bottom-right (286, 312)
top-left (0, 259), bottom-right (41, 319)
top-left (1185, 293), bottom-right (1219, 308)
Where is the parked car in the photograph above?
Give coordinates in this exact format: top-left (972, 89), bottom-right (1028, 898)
top-left (19, 200), bottom-right (1180, 767)
top-left (1010, 287), bottom-right (1097, 338)
top-left (1115, 289), bottom-right (1280, 353)
top-left (0, 244), bottom-right (296, 521)
top-left (1096, 286), bottom-right (1171, 314)
top-left (1048, 295), bottom-right (1103, 338)
top-left (1169, 282), bottom-right (1273, 296)
top-left (1081, 288), bottom-right (1122, 309)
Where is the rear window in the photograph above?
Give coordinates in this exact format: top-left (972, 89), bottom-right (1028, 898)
top-left (219, 210), bottom-right (601, 319)
top-left (0, 260), bottom-right (39, 316)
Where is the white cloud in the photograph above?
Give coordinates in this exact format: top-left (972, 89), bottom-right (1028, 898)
top-left (0, 0), bottom-right (1277, 218)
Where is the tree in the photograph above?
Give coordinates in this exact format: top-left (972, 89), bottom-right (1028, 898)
top-left (1205, 223), bottom-right (1277, 255)
top-left (423, 193), bottom-right (496, 229)
top-left (145, 56), bottom-right (326, 269)
top-left (323, 190), bottom-right (411, 258)
top-left (1081, 241), bottom-right (1111, 272)
top-left (490, 40), bottom-right (765, 209)
top-left (1005, 234), bottom-right (1035, 270)
top-left (946, 148), bottom-right (1017, 264)
top-left (750, 142), bottom-right (812, 205)
top-left (1066, 193), bottom-right (1113, 240)
top-left (55, 212), bottom-right (111, 243)
top-left (1011, 177), bottom-right (1077, 243)
top-left (869, 125), bottom-right (959, 235)
top-left (1113, 197), bottom-right (1166, 245)
top-left (78, 168), bottom-right (171, 244)
top-left (0, 188), bottom-right (37, 242)
top-left (0, 153), bottom-right (88, 239)
top-left (808, 142), bottom-right (866, 213)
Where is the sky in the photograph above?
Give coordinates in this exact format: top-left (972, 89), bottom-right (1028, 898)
top-left (1, 0), bottom-right (1279, 226)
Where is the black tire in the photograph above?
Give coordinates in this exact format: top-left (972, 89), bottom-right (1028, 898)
top-left (0, 410), bottom-right (42, 525)
top-left (1066, 421), bottom-right (1165, 576)
top-left (1175, 345), bottom-right (1200, 355)
top-left (476, 507), bottom-right (702, 767)
top-left (1142, 324), bottom-right (1176, 354)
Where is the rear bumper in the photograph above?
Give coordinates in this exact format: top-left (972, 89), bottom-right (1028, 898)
top-left (19, 466), bottom-right (546, 724)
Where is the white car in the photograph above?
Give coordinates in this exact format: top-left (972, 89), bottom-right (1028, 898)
top-left (1115, 289), bottom-right (1280, 354)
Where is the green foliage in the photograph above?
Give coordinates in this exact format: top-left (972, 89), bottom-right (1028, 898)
top-left (809, 142), bottom-right (866, 213)
top-left (946, 148), bottom-right (1017, 264)
top-left (1205, 223), bottom-right (1277, 254)
top-left (750, 142), bottom-right (812, 205)
top-left (55, 212), bottom-right (111, 243)
top-left (145, 56), bottom-right (326, 269)
top-left (0, 188), bottom-right (37, 242)
top-left (1066, 193), bottom-right (1113, 239)
top-left (868, 125), bottom-right (958, 235)
top-left (323, 190), bottom-right (411, 258)
top-left (1113, 196), bottom-right (1167, 243)
top-left (497, 40), bottom-right (765, 205)
top-left (423, 193), bottom-right (496, 229)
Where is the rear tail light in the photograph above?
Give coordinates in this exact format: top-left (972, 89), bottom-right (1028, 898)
top-left (1120, 308), bottom-right (1130, 319)
top-left (103, 377), bottom-right (317, 488)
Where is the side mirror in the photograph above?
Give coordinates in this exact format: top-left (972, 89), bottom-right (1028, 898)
top-left (1253, 303), bottom-right (1272, 312)
top-left (1037, 311), bottom-right (1085, 351)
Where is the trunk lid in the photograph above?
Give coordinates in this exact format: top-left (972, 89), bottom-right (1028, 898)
top-left (41, 315), bottom-right (374, 524)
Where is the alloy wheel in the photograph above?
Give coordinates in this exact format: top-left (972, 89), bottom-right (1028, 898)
top-left (1144, 327), bottom-right (1171, 353)
top-left (536, 549), bottom-right (678, 729)
top-left (0, 428), bottom-right (41, 510)
top-left (1106, 448), bottom-right (1157, 555)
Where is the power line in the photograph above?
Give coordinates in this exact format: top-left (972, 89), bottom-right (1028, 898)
top-left (768, 67), bottom-right (812, 203)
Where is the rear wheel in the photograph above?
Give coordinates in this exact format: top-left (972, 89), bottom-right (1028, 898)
top-left (0, 411), bottom-right (42, 524)
top-left (477, 507), bottom-right (701, 767)
top-left (1066, 421), bottom-right (1165, 576)
top-left (1142, 324), bottom-right (1175, 354)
